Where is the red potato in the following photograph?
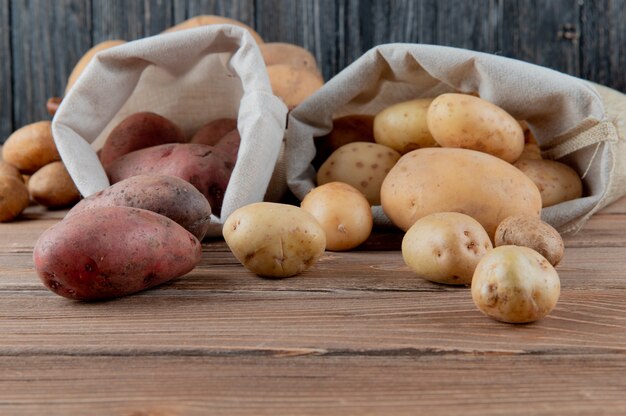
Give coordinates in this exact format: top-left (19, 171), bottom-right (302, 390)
top-left (67, 175), bottom-right (212, 240)
top-left (99, 112), bottom-right (187, 169)
top-left (106, 143), bottom-right (233, 216)
top-left (190, 118), bottom-right (237, 146)
top-left (33, 206), bottom-right (202, 301)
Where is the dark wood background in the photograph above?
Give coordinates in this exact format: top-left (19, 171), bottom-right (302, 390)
top-left (1, 0), bottom-right (625, 143)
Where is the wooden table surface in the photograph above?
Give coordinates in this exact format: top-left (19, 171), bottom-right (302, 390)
top-left (1, 198), bottom-right (626, 415)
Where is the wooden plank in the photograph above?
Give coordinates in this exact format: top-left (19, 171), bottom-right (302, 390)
top-left (10, 0), bottom-right (91, 128)
top-left (1, 354), bottom-right (625, 415)
top-left (499, 0), bottom-right (581, 76)
top-left (580, 0), bottom-right (626, 92)
top-left (171, 0), bottom-right (256, 30)
top-left (92, 0), bottom-right (173, 42)
top-left (255, 0), bottom-right (337, 80)
top-left (0, 0), bottom-right (12, 142)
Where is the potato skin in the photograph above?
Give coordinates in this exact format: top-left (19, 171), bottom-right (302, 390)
top-left (514, 159), bottom-right (583, 207)
top-left (374, 98), bottom-right (437, 154)
top-left (65, 40), bottom-right (126, 93)
top-left (99, 112), bottom-right (187, 169)
top-left (381, 148), bottom-right (542, 239)
top-left (67, 175), bottom-right (211, 240)
top-left (190, 118), bottom-right (237, 146)
top-left (0, 161), bottom-right (23, 182)
top-left (313, 115), bottom-right (375, 169)
top-left (301, 182), bottom-right (373, 251)
top-left (495, 215), bottom-right (564, 266)
top-left (427, 94), bottom-right (524, 163)
top-left (471, 245), bottom-right (560, 323)
top-left (0, 176), bottom-right (30, 222)
top-left (28, 161), bottom-right (81, 208)
top-left (2, 121), bottom-right (60, 174)
top-left (260, 42), bottom-right (322, 80)
top-left (223, 202), bottom-right (326, 278)
top-left (106, 143), bottom-right (233, 217)
top-left (33, 206), bottom-right (202, 301)
top-left (402, 212), bottom-right (492, 285)
top-left (267, 64), bottom-right (324, 109)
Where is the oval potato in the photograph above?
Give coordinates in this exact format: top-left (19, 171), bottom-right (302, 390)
top-left (260, 42), bottom-right (322, 80)
top-left (374, 98), bottom-right (437, 154)
top-left (0, 160), bottom-right (23, 182)
top-left (427, 93), bottom-right (524, 163)
top-left (267, 64), bottom-right (324, 110)
top-left (223, 202), bottom-right (326, 278)
top-left (495, 215), bottom-right (564, 266)
top-left (0, 175), bottom-right (30, 222)
top-left (2, 121), bottom-right (60, 174)
top-left (380, 147), bottom-right (542, 239)
top-left (313, 115), bottom-right (375, 168)
top-left (514, 159), bottom-right (583, 207)
top-left (28, 161), bottom-right (81, 208)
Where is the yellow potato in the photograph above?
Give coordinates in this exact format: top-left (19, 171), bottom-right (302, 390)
top-left (471, 245), bottom-right (560, 323)
top-left (317, 142), bottom-right (401, 205)
top-left (223, 202), bottom-right (326, 278)
top-left (427, 93), bottom-right (524, 163)
top-left (164, 15), bottom-right (264, 45)
top-left (313, 114), bottom-right (375, 168)
top-left (301, 182), bottom-right (373, 251)
top-left (65, 40), bottom-right (126, 93)
top-left (267, 64), bottom-right (324, 110)
top-left (373, 98), bottom-right (437, 154)
top-left (514, 159), bottom-right (582, 207)
top-left (380, 148), bottom-right (542, 239)
top-left (260, 42), bottom-right (322, 80)
top-left (402, 212), bottom-right (492, 285)
top-left (0, 175), bottom-right (30, 222)
top-left (28, 161), bottom-right (81, 208)
top-left (517, 142), bottom-right (542, 160)
top-left (495, 215), bottom-right (564, 266)
top-left (2, 121), bottom-right (60, 174)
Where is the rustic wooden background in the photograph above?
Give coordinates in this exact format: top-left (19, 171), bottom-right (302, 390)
top-left (1, 0), bottom-right (625, 143)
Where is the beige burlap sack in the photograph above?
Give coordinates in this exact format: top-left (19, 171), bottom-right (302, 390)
top-left (52, 25), bottom-right (288, 236)
top-left (286, 44), bottom-right (626, 234)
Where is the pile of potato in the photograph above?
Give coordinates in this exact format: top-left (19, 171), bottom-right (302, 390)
top-left (224, 92), bottom-right (581, 325)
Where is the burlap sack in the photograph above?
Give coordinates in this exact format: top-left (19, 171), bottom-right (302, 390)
top-left (52, 25), bottom-right (288, 236)
top-left (286, 44), bottom-right (626, 234)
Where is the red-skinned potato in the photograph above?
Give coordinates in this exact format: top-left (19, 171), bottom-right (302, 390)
top-left (33, 206), bottom-right (202, 301)
top-left (67, 175), bottom-right (212, 240)
top-left (99, 112), bottom-right (187, 169)
top-left (106, 143), bottom-right (233, 217)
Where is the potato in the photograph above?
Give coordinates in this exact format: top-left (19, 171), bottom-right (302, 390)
top-left (514, 159), bottom-right (583, 207)
top-left (517, 142), bottom-right (542, 160)
top-left (67, 175), bottom-right (211, 241)
top-left (106, 143), bottom-right (233, 217)
top-left (33, 206), bottom-right (202, 301)
top-left (223, 202), bottom-right (326, 278)
top-left (402, 212), bottom-right (492, 285)
top-left (301, 182), bottom-right (373, 251)
top-left (46, 96), bottom-right (62, 117)
top-left (28, 161), bottom-right (81, 208)
top-left (164, 15), bottom-right (264, 44)
top-left (317, 142), bottom-right (400, 205)
top-left (471, 245), bottom-right (560, 323)
top-left (99, 112), bottom-right (187, 169)
top-left (0, 176), bottom-right (30, 222)
top-left (381, 148), bottom-right (542, 239)
top-left (2, 121), bottom-right (60, 174)
top-left (267, 64), bottom-right (324, 110)
top-left (0, 160), bottom-right (23, 182)
top-left (190, 118), bottom-right (237, 146)
top-left (495, 215), bottom-right (564, 266)
top-left (213, 130), bottom-right (241, 163)
top-left (427, 93), bottom-right (524, 163)
top-left (65, 40), bottom-right (126, 93)
top-left (374, 98), bottom-right (437, 154)
top-left (260, 42), bottom-right (322, 80)
top-left (313, 115), bottom-right (375, 168)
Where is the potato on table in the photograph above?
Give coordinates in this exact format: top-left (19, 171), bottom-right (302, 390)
top-left (68, 175), bottom-right (212, 241)
top-left (2, 121), bottom-right (60, 174)
top-left (0, 175), bottom-right (30, 222)
top-left (223, 202), bottom-right (326, 278)
top-left (33, 206), bottom-right (202, 301)
top-left (106, 143), bottom-right (233, 217)
top-left (28, 161), bottom-right (81, 209)
top-left (495, 215), bottom-right (564, 266)
top-left (0, 161), bottom-right (23, 182)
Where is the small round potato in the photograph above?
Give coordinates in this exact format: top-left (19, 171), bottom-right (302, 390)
top-left (2, 121), bottom-right (60, 174)
top-left (267, 64), bottom-right (324, 109)
top-left (402, 212), bottom-right (492, 285)
top-left (317, 142), bottom-right (400, 205)
top-left (495, 215), bottom-right (564, 266)
top-left (427, 93), bottom-right (524, 163)
top-left (223, 202), bottom-right (326, 278)
top-left (514, 159), bottom-right (583, 207)
top-left (0, 175), bottom-right (30, 222)
top-left (374, 98), bottom-right (437, 154)
top-left (66, 40), bottom-right (126, 93)
top-left (471, 245), bottom-right (560, 324)
top-left (301, 182), bottom-right (373, 251)
top-left (28, 161), bottom-right (81, 208)
top-left (0, 161), bottom-right (23, 182)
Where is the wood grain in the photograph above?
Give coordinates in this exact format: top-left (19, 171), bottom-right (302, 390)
top-left (0, 0), bottom-right (12, 140)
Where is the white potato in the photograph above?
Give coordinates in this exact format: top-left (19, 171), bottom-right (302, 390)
top-left (373, 98), bottom-right (437, 154)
